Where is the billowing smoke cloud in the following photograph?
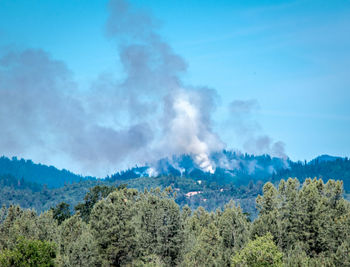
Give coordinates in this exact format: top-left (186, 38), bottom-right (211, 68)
top-left (228, 99), bottom-right (287, 159)
top-left (103, 0), bottom-right (225, 172)
top-left (158, 89), bottom-right (225, 173)
top-left (0, 0), bottom-right (225, 176)
top-left (0, 48), bottom-right (154, 175)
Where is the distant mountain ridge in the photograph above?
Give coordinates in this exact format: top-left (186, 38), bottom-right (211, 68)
top-left (310, 154), bottom-right (343, 164)
top-left (0, 152), bottom-right (349, 190)
top-left (0, 152), bottom-right (349, 216)
top-left (273, 155), bottom-right (350, 190)
top-left (0, 156), bottom-right (96, 188)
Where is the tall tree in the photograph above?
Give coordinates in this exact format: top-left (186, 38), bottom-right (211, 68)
top-left (216, 200), bottom-right (250, 266)
top-left (134, 188), bottom-right (183, 266)
top-left (51, 202), bottom-right (71, 225)
top-left (75, 185), bottom-right (116, 223)
top-left (89, 188), bottom-right (138, 266)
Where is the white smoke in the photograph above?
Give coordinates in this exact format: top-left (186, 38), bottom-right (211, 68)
top-left (158, 89), bottom-right (223, 173)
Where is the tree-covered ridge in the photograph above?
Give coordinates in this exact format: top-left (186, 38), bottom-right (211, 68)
top-left (1, 153), bottom-right (350, 217)
top-left (1, 178), bottom-right (350, 266)
top-left (0, 156), bottom-right (95, 188)
top-left (108, 152), bottom-right (288, 186)
top-left (0, 174), bottom-right (101, 213)
top-left (0, 173), bottom-right (261, 216)
top-left (1, 153), bottom-right (349, 191)
top-left (273, 157), bottom-right (350, 190)
top-left (0, 173), bottom-right (42, 192)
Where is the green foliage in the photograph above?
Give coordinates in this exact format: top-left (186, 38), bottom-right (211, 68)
top-left (1, 177), bottom-right (350, 267)
top-left (283, 242), bottom-right (310, 266)
top-left (0, 237), bottom-right (56, 267)
top-left (332, 239), bottom-right (350, 266)
top-left (252, 178), bottom-right (350, 259)
top-left (251, 182), bottom-right (279, 240)
top-left (231, 233), bottom-right (283, 267)
top-left (75, 185), bottom-right (116, 222)
top-left (0, 171), bottom-right (262, 218)
top-left (273, 157), bottom-right (350, 190)
top-left (0, 177), bottom-right (101, 213)
top-left (2, 153), bottom-right (350, 218)
top-left (90, 188), bottom-right (138, 266)
top-left (217, 201), bottom-right (250, 266)
top-left (35, 211), bottom-right (59, 244)
top-left (181, 201), bottom-right (250, 266)
top-left (58, 216), bottom-right (99, 267)
top-left (51, 202), bottom-right (71, 225)
top-left (183, 223), bottom-right (223, 266)
top-left (0, 205), bottom-right (23, 250)
top-left (121, 175), bottom-right (260, 215)
top-left (131, 254), bottom-right (166, 267)
top-left (135, 188), bottom-right (183, 266)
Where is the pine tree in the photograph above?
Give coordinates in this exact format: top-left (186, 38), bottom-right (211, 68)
top-left (216, 200), bottom-right (250, 266)
top-left (51, 202), bottom-right (71, 225)
top-left (89, 188), bottom-right (138, 266)
top-left (134, 188), bottom-right (183, 266)
top-left (183, 223), bottom-right (222, 267)
top-left (251, 182), bottom-right (279, 239)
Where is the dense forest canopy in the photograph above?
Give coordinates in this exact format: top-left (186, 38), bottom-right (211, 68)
top-left (1, 178), bottom-right (350, 266)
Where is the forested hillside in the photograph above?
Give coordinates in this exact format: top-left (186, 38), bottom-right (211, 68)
top-left (1, 178), bottom-right (350, 266)
top-left (0, 173), bottom-right (260, 216)
top-left (0, 173), bottom-right (100, 213)
top-left (273, 156), bottom-right (350, 190)
top-left (108, 151), bottom-right (288, 186)
top-left (1, 153), bottom-right (350, 217)
top-left (0, 156), bottom-right (95, 188)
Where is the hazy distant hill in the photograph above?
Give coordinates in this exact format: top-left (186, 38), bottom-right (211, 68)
top-left (0, 156), bottom-right (95, 188)
top-left (273, 156), bottom-right (350, 190)
top-left (310, 154), bottom-right (343, 164)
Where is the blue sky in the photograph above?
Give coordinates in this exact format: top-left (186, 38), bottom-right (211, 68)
top-left (0, 0), bottom-right (349, 166)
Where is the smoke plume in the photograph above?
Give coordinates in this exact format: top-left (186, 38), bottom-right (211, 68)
top-left (228, 99), bottom-right (287, 159)
top-left (0, 0), bottom-right (226, 176)
top-left (0, 0), bottom-right (287, 176)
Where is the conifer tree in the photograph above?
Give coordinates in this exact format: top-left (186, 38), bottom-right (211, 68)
top-left (216, 200), bottom-right (250, 266)
top-left (251, 182), bottom-right (279, 239)
top-left (134, 188), bottom-right (183, 266)
top-left (89, 188), bottom-right (138, 266)
top-left (183, 223), bottom-right (222, 266)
